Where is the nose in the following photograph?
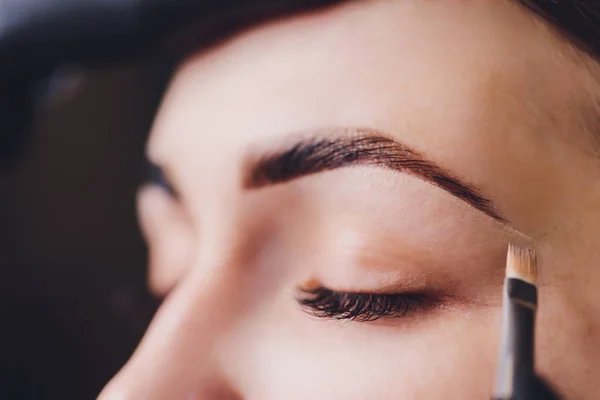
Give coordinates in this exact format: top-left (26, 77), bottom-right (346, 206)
top-left (98, 256), bottom-right (244, 400)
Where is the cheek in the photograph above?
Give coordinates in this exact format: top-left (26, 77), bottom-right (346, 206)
top-left (222, 297), bottom-right (502, 399)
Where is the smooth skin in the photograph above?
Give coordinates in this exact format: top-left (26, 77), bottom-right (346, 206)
top-left (100, 1), bottom-right (600, 398)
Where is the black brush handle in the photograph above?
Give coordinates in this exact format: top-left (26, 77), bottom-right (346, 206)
top-left (508, 278), bottom-right (537, 391)
top-left (494, 278), bottom-right (537, 399)
top-left (494, 278), bottom-right (562, 399)
top-left (492, 375), bottom-right (562, 400)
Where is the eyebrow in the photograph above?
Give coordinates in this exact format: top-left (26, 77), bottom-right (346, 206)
top-left (246, 128), bottom-right (507, 223)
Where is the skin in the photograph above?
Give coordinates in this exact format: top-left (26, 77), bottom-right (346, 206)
top-left (100, 1), bottom-right (600, 398)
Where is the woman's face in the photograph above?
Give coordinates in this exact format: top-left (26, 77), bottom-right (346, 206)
top-left (101, 1), bottom-right (600, 399)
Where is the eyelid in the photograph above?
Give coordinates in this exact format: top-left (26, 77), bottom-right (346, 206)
top-left (297, 286), bottom-right (436, 322)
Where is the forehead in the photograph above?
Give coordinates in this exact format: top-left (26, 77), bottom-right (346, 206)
top-left (149, 0), bottom-right (553, 159)
top-left (147, 0), bottom-right (592, 233)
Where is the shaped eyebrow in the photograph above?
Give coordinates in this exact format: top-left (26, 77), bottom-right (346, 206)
top-left (246, 128), bottom-right (507, 223)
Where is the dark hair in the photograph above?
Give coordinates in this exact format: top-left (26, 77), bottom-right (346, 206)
top-left (519, 1), bottom-right (600, 59)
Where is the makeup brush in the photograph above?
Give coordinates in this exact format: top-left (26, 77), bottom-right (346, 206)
top-left (493, 244), bottom-right (540, 400)
top-left (492, 244), bottom-right (561, 400)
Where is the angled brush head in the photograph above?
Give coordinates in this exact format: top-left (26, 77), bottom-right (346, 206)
top-left (506, 243), bottom-right (538, 284)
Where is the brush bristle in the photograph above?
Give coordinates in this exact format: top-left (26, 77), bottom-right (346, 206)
top-left (506, 243), bottom-right (537, 284)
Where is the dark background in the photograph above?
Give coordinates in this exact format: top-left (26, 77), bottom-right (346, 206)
top-left (0, 64), bottom-right (171, 399)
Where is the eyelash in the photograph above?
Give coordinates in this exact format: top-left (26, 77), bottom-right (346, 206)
top-left (146, 161), bottom-right (178, 198)
top-left (298, 287), bottom-right (429, 322)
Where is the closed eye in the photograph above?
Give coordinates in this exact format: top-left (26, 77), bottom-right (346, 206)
top-left (146, 160), bottom-right (178, 198)
top-left (298, 287), bottom-right (435, 322)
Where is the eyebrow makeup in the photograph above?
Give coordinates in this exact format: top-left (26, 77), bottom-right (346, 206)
top-left (247, 129), bottom-right (507, 222)
top-left (493, 244), bottom-right (559, 400)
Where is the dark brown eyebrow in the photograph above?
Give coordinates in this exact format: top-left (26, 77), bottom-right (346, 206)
top-left (246, 128), bottom-right (507, 223)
